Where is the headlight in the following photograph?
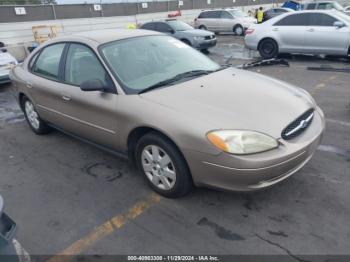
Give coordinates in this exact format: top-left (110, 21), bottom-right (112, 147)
top-left (207, 130), bottom-right (278, 155)
top-left (193, 36), bottom-right (204, 41)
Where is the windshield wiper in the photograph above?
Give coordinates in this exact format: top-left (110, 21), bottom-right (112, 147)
top-left (138, 70), bottom-right (213, 94)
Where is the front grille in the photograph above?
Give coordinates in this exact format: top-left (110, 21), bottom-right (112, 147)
top-left (204, 35), bottom-right (215, 40)
top-left (281, 108), bottom-right (315, 140)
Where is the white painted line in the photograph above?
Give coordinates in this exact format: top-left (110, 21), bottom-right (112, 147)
top-left (12, 238), bottom-right (31, 262)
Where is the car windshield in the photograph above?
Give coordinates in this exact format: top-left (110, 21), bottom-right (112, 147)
top-left (167, 20), bottom-right (193, 31)
top-left (100, 35), bottom-right (220, 94)
top-left (228, 10), bottom-right (247, 17)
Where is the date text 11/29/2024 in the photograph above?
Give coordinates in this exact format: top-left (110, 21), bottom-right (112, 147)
top-left (127, 255), bottom-right (220, 261)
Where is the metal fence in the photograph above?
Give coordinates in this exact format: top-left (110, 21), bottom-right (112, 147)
top-left (0, 0), bottom-right (279, 23)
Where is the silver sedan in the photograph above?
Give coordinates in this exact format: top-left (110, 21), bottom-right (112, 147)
top-left (245, 10), bottom-right (350, 59)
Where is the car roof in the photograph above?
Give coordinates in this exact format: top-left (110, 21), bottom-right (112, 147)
top-left (200, 8), bottom-right (239, 12)
top-left (55, 29), bottom-right (163, 44)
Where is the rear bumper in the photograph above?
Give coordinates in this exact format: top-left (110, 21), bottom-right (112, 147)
top-left (183, 107), bottom-right (325, 192)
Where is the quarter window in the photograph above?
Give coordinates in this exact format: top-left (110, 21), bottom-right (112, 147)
top-left (32, 43), bottom-right (65, 81)
top-left (64, 43), bottom-right (112, 87)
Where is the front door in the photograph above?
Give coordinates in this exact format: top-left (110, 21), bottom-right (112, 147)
top-left (304, 13), bottom-right (349, 55)
top-left (57, 43), bottom-right (119, 149)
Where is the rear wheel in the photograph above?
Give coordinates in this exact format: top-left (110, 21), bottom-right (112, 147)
top-left (258, 38), bottom-right (279, 59)
top-left (233, 25), bottom-right (244, 36)
top-left (135, 132), bottom-right (193, 198)
top-left (21, 96), bottom-right (51, 135)
top-left (199, 25), bottom-right (207, 30)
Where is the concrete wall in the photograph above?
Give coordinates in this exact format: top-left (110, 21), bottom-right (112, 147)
top-left (0, 2), bottom-right (281, 61)
top-left (0, 0), bottom-right (279, 23)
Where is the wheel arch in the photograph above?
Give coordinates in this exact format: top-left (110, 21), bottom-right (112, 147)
top-left (127, 126), bottom-right (188, 167)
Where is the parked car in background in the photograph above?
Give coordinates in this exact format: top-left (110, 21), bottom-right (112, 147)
top-left (0, 50), bottom-right (18, 85)
top-left (194, 8), bottom-right (256, 35)
top-left (245, 10), bottom-right (350, 59)
top-left (140, 19), bottom-right (216, 51)
top-left (10, 29), bottom-right (324, 197)
top-left (302, 1), bottom-right (345, 11)
top-left (263, 7), bottom-right (294, 22)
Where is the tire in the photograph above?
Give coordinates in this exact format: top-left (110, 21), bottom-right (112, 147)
top-left (258, 38), bottom-right (279, 59)
top-left (21, 96), bottom-right (51, 135)
top-left (233, 25), bottom-right (244, 36)
top-left (135, 132), bottom-right (193, 198)
top-left (199, 25), bottom-right (207, 30)
top-left (181, 39), bottom-right (192, 46)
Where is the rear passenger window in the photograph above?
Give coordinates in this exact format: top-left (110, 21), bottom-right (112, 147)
top-left (306, 3), bottom-right (316, 9)
top-left (32, 43), bottom-right (65, 81)
top-left (141, 23), bottom-right (156, 30)
top-left (274, 13), bottom-right (310, 26)
top-left (199, 11), bottom-right (220, 18)
top-left (220, 11), bottom-right (233, 19)
top-left (64, 44), bottom-right (112, 87)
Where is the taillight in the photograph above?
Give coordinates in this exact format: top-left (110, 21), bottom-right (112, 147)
top-left (245, 29), bottom-right (255, 35)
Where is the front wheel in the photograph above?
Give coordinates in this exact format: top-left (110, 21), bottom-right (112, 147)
top-left (258, 38), bottom-right (279, 59)
top-left (135, 132), bottom-right (193, 198)
top-left (22, 96), bottom-right (51, 135)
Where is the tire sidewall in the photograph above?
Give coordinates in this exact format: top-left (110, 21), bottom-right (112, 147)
top-left (22, 96), bottom-right (49, 135)
top-left (258, 39), bottom-right (279, 59)
top-left (135, 132), bottom-right (192, 198)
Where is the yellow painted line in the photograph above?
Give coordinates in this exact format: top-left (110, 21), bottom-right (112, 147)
top-left (47, 193), bottom-right (161, 262)
top-left (310, 74), bottom-right (338, 95)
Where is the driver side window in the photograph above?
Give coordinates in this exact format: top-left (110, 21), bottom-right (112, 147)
top-left (64, 43), bottom-right (113, 88)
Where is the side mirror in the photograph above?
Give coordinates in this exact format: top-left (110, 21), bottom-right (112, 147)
top-left (80, 79), bottom-right (108, 92)
top-left (334, 21), bottom-right (345, 28)
top-left (168, 29), bottom-right (175, 34)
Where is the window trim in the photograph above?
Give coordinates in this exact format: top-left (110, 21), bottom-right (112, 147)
top-left (28, 41), bottom-right (116, 94)
top-left (273, 13), bottom-right (311, 26)
top-left (28, 42), bottom-right (67, 84)
top-left (61, 42), bottom-right (116, 93)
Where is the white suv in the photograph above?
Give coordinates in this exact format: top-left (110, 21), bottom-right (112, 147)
top-left (194, 8), bottom-right (257, 35)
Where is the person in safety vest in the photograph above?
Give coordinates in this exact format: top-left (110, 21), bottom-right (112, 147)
top-left (257, 7), bottom-right (264, 24)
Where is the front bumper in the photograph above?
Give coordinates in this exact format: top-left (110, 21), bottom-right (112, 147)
top-left (0, 74), bottom-right (11, 85)
top-left (194, 38), bottom-right (217, 50)
top-left (183, 107), bottom-right (325, 192)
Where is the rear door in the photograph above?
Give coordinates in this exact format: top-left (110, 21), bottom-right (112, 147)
top-left (304, 13), bottom-right (349, 54)
top-left (273, 13), bottom-right (310, 52)
top-left (27, 43), bottom-right (66, 124)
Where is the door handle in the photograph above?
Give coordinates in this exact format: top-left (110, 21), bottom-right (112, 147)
top-left (62, 95), bottom-right (71, 101)
top-left (272, 28), bottom-right (279, 31)
top-left (307, 28), bottom-right (314, 32)
top-left (26, 82), bottom-right (33, 88)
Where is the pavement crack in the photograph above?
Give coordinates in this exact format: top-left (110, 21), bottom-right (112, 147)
top-left (255, 234), bottom-right (310, 262)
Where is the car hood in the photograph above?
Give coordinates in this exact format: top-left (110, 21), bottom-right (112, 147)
top-left (140, 68), bottom-right (314, 138)
top-left (181, 29), bottom-right (214, 36)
